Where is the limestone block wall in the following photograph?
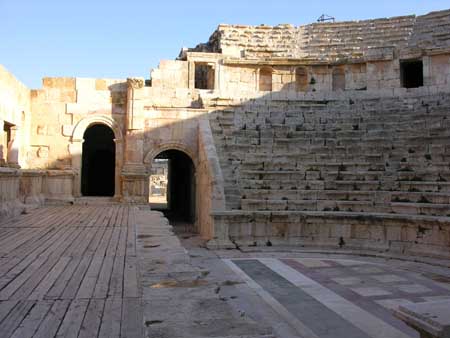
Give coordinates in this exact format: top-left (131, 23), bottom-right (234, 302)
top-left (366, 61), bottom-right (400, 90)
top-left (427, 54), bottom-right (450, 86)
top-left (0, 65), bottom-right (31, 167)
top-left (28, 77), bottom-right (127, 170)
top-left (151, 60), bottom-right (189, 89)
top-left (197, 117), bottom-right (226, 241)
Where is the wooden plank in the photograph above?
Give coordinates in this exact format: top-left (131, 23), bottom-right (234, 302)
top-left (86, 206), bottom-right (104, 228)
top-left (28, 257), bottom-right (71, 300)
top-left (105, 226), bottom-right (121, 257)
top-left (93, 256), bottom-right (114, 299)
top-left (78, 299), bottom-right (104, 338)
top-left (10, 300), bottom-right (52, 338)
top-left (113, 206), bottom-right (124, 227)
top-left (55, 299), bottom-right (89, 338)
top-left (0, 206), bottom-right (51, 228)
top-left (0, 256), bottom-right (47, 301)
top-left (96, 207), bottom-right (110, 227)
top-left (45, 257), bottom-right (81, 300)
top-left (33, 300), bottom-right (70, 338)
top-left (40, 228), bottom-right (80, 259)
top-left (8, 227), bottom-right (71, 258)
top-left (76, 256), bottom-right (103, 299)
top-left (108, 255), bottom-right (124, 298)
top-left (126, 211), bottom-right (136, 257)
top-left (0, 300), bottom-right (19, 323)
top-left (0, 228), bottom-right (51, 256)
top-left (121, 298), bottom-right (143, 338)
top-left (10, 255), bottom-right (61, 300)
top-left (99, 298), bottom-right (122, 338)
top-left (104, 207), bottom-right (115, 227)
top-left (116, 226), bottom-right (128, 257)
top-left (60, 256), bottom-right (92, 300)
top-left (0, 258), bottom-right (21, 278)
top-left (0, 255), bottom-right (37, 291)
top-left (75, 227), bottom-right (101, 256)
top-left (95, 228), bottom-right (113, 257)
top-left (123, 257), bottom-right (139, 298)
top-left (0, 300), bottom-right (35, 337)
top-left (84, 227), bottom-right (107, 256)
top-left (64, 228), bottom-right (95, 257)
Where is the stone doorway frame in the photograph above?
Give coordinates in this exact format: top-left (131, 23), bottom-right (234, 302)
top-left (144, 143), bottom-right (198, 225)
top-left (70, 115), bottom-right (123, 199)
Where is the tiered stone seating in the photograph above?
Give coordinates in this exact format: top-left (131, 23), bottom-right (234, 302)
top-left (210, 92), bottom-right (450, 256)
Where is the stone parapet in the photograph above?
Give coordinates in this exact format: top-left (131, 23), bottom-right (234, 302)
top-left (43, 170), bottom-right (75, 203)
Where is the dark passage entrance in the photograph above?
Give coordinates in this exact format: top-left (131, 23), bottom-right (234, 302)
top-left (150, 149), bottom-right (195, 223)
top-left (81, 124), bottom-right (115, 196)
top-left (401, 60), bottom-right (423, 88)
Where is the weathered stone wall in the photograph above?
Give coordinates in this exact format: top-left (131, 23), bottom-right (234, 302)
top-left (197, 117), bottom-right (228, 242)
top-left (202, 10), bottom-right (450, 61)
top-left (28, 77), bottom-right (127, 169)
top-left (0, 65), bottom-right (31, 168)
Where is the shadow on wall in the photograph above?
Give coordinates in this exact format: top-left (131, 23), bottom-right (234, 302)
top-left (3, 77), bottom-right (450, 256)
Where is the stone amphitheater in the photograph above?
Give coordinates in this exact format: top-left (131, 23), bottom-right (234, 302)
top-left (1, 8), bottom-right (450, 260)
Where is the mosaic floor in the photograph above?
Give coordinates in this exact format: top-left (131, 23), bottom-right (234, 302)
top-left (225, 257), bottom-right (450, 338)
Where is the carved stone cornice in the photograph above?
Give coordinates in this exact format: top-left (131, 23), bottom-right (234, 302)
top-left (127, 77), bottom-right (144, 90)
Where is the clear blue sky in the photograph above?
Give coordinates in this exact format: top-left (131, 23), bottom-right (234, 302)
top-left (1, 0), bottom-right (449, 88)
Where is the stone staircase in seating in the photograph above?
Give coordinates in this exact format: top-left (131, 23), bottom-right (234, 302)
top-left (208, 92), bottom-right (450, 257)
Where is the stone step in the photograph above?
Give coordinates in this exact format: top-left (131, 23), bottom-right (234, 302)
top-left (391, 202), bottom-right (450, 217)
top-left (241, 198), bottom-right (380, 212)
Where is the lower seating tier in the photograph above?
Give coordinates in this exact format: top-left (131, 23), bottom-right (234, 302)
top-left (212, 210), bottom-right (450, 259)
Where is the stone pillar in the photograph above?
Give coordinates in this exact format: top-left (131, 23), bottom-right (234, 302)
top-left (69, 141), bottom-right (83, 197)
top-left (8, 126), bottom-right (20, 168)
top-left (122, 77), bottom-right (148, 203)
top-left (113, 138), bottom-right (123, 200)
top-left (423, 56), bottom-right (432, 86)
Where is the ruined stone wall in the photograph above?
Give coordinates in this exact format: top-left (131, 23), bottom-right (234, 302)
top-left (0, 65), bottom-right (31, 167)
top-left (0, 66), bottom-right (31, 218)
top-left (151, 60), bottom-right (189, 89)
top-left (205, 10), bottom-right (450, 60)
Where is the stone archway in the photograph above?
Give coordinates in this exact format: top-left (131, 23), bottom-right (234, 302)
top-left (81, 124), bottom-right (115, 196)
top-left (70, 115), bottom-right (123, 198)
top-left (144, 143), bottom-right (197, 224)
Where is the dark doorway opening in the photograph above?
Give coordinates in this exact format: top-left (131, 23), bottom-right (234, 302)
top-left (194, 63), bottom-right (215, 90)
top-left (401, 60), bottom-right (423, 88)
top-left (81, 124), bottom-right (115, 196)
top-left (150, 149), bottom-right (195, 223)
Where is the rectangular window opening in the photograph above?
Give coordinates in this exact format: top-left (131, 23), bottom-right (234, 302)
top-left (194, 63), bottom-right (215, 90)
top-left (401, 60), bottom-right (423, 88)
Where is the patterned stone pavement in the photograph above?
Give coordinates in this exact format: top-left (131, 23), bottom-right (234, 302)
top-left (223, 257), bottom-right (450, 338)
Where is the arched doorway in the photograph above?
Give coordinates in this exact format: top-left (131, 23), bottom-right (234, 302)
top-left (81, 124), bottom-right (115, 196)
top-left (149, 149), bottom-right (195, 223)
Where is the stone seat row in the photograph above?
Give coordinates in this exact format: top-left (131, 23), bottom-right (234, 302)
top-left (239, 169), bottom-right (450, 182)
top-left (240, 198), bottom-right (450, 217)
top-left (212, 209), bottom-right (450, 258)
top-left (241, 188), bottom-right (450, 204)
top-left (239, 178), bottom-right (450, 193)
